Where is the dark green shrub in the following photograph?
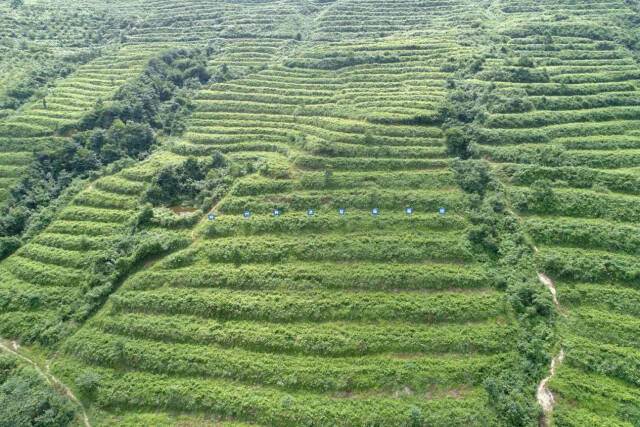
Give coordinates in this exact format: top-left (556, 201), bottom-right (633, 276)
top-left (75, 370), bottom-right (100, 396)
top-left (452, 159), bottom-right (491, 195)
top-left (530, 179), bottom-right (558, 213)
top-left (444, 127), bottom-right (473, 158)
top-left (483, 373), bottom-right (540, 427)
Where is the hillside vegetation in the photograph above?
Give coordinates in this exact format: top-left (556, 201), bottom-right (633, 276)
top-left (0, 0), bottom-right (639, 426)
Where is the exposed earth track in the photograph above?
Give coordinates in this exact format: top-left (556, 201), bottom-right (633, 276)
top-left (534, 248), bottom-right (565, 427)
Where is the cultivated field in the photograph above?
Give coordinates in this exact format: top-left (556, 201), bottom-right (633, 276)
top-left (0, 0), bottom-right (639, 426)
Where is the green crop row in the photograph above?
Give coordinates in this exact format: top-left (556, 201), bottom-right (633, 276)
top-left (195, 90), bottom-right (332, 105)
top-left (0, 151), bottom-right (32, 166)
top-left (529, 92), bottom-right (640, 111)
top-left (175, 231), bottom-right (473, 265)
top-left (0, 280), bottom-right (80, 313)
top-left (200, 213), bottom-right (467, 238)
top-left (566, 307), bottom-right (640, 350)
top-left (476, 120), bottom-right (640, 145)
top-left (57, 206), bottom-right (133, 224)
top-left (92, 313), bottom-right (515, 357)
top-left (2, 256), bottom-right (87, 288)
top-left (46, 220), bottom-right (124, 237)
top-left (545, 119), bottom-right (640, 139)
top-left (0, 136), bottom-right (59, 152)
top-left (555, 135), bottom-right (640, 150)
top-left (519, 81), bottom-right (637, 97)
top-left (303, 140), bottom-right (447, 159)
top-left (557, 282), bottom-right (640, 318)
top-left (0, 165), bottom-right (24, 179)
top-left (550, 366), bottom-right (640, 424)
top-left (110, 288), bottom-right (505, 324)
top-left (297, 170), bottom-right (455, 191)
top-left (15, 243), bottom-right (100, 270)
top-left (64, 328), bottom-right (516, 394)
top-left (551, 70), bottom-right (640, 84)
top-left (171, 141), bottom-right (278, 158)
top-left (53, 358), bottom-right (500, 426)
top-left (93, 176), bottom-right (147, 196)
top-left (72, 189), bottom-right (138, 210)
top-left (508, 186), bottom-right (640, 223)
top-left (129, 261), bottom-right (490, 292)
top-left (551, 404), bottom-right (629, 427)
top-left (483, 145), bottom-right (640, 169)
top-left (293, 155), bottom-right (449, 171)
top-left (188, 112), bottom-right (443, 138)
top-left (535, 247), bottom-right (640, 285)
top-left (542, 64), bottom-right (636, 76)
top-left (184, 121), bottom-right (442, 149)
top-left (216, 189), bottom-right (467, 214)
top-left (486, 106), bottom-right (640, 129)
top-left (497, 164), bottom-right (640, 195)
top-left (525, 217), bottom-right (640, 254)
top-left (563, 334), bottom-right (640, 387)
top-left (0, 122), bottom-right (49, 138)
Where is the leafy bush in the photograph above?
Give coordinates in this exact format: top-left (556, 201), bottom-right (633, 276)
top-left (483, 373), bottom-right (540, 427)
top-left (75, 369), bottom-right (100, 396)
top-left (88, 120), bottom-right (155, 163)
top-left (78, 48), bottom-right (210, 134)
top-left (144, 152), bottom-right (238, 211)
top-left (452, 159), bottom-right (491, 195)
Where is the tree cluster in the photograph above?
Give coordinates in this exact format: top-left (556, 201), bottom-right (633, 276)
top-left (0, 48), bottom-right (212, 248)
top-left (0, 354), bottom-right (76, 427)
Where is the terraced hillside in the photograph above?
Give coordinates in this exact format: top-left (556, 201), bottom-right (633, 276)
top-left (0, 0), bottom-right (639, 426)
top-left (470, 1), bottom-right (640, 425)
top-left (0, 0), bottom-right (143, 118)
top-left (0, 44), bottom-right (165, 206)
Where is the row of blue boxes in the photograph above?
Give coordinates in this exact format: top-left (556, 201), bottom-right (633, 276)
top-left (208, 207), bottom-right (446, 220)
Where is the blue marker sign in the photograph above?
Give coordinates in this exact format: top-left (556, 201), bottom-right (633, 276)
top-left (273, 209), bottom-right (281, 216)
top-left (371, 208), bottom-right (379, 215)
top-left (405, 207), bottom-right (414, 215)
top-left (338, 208), bottom-right (346, 216)
top-left (243, 211), bottom-right (251, 218)
top-left (438, 207), bottom-right (446, 215)
top-left (208, 214), bottom-right (216, 221)
top-left (307, 209), bottom-right (315, 216)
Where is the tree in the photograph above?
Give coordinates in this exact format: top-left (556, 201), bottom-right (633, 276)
top-left (452, 159), bottom-right (491, 195)
top-left (75, 370), bottom-right (100, 397)
top-left (444, 127), bottom-right (475, 159)
top-left (531, 179), bottom-right (558, 213)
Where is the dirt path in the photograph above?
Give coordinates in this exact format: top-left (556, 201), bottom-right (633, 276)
top-left (538, 272), bottom-right (560, 308)
top-left (533, 248), bottom-right (565, 426)
top-left (508, 214), bottom-right (565, 425)
top-left (0, 340), bottom-right (91, 427)
top-left (537, 349), bottom-right (564, 427)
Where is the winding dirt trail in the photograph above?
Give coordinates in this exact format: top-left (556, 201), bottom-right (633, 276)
top-left (533, 245), bottom-right (565, 426)
top-left (537, 349), bottom-right (564, 427)
top-left (538, 272), bottom-right (560, 308)
top-left (0, 340), bottom-right (91, 427)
